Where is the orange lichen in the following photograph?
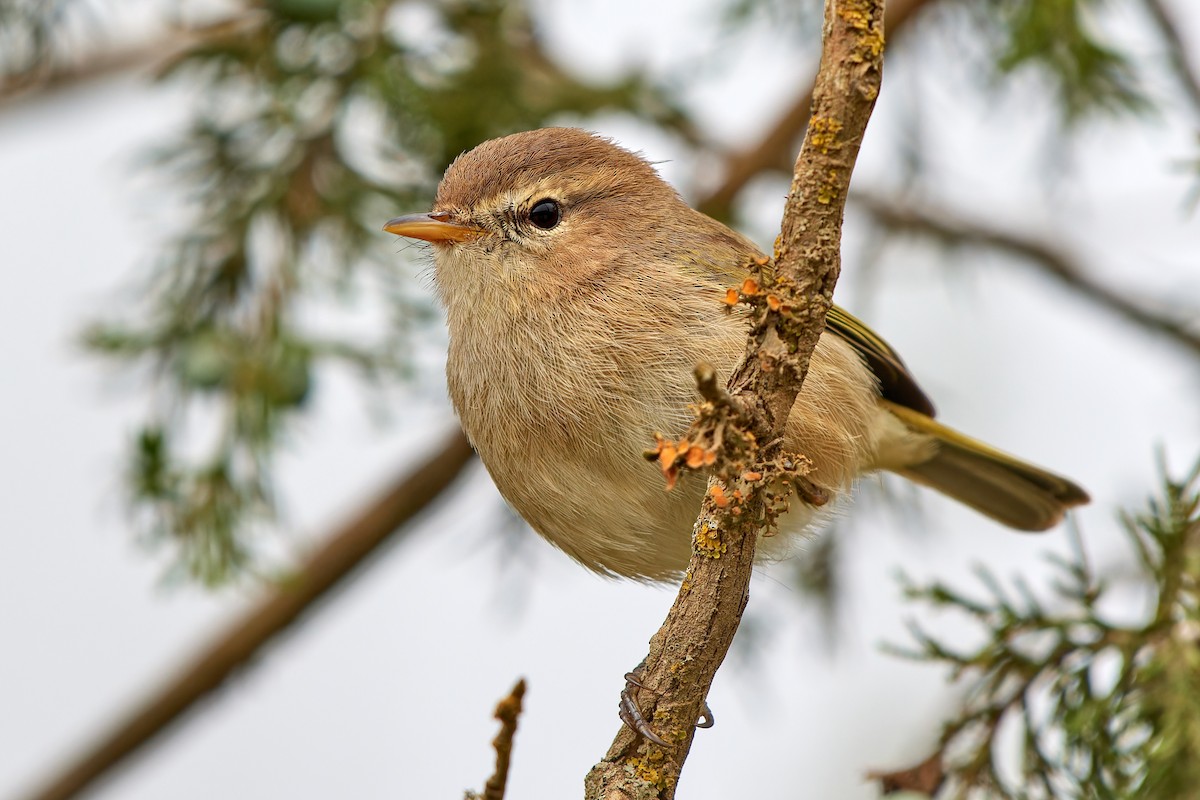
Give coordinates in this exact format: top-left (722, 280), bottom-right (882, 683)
top-left (647, 432), bottom-right (719, 490)
top-left (659, 444), bottom-right (677, 465)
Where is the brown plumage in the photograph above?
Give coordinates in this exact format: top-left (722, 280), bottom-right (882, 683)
top-left (386, 127), bottom-right (1089, 581)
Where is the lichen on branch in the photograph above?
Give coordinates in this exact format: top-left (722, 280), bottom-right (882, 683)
top-left (584, 1), bottom-right (887, 798)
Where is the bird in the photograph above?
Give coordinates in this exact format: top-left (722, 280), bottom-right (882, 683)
top-left (385, 127), bottom-right (1089, 582)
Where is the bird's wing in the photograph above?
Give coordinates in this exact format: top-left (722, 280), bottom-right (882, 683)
top-left (685, 213), bottom-right (936, 417)
top-left (826, 305), bottom-right (937, 418)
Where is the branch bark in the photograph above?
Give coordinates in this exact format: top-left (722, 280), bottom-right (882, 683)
top-left (852, 190), bottom-right (1200, 359)
top-left (584, 2), bottom-right (887, 797)
top-left (20, 431), bottom-right (475, 800)
top-left (697, 0), bottom-right (937, 220)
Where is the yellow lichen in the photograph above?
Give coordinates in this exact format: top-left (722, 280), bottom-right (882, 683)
top-left (862, 28), bottom-right (884, 58)
top-left (693, 521), bottom-right (728, 558)
top-left (817, 169), bottom-right (841, 205)
top-left (627, 750), bottom-right (675, 791)
top-left (836, 0), bottom-right (884, 61)
top-left (837, 0), bottom-right (872, 30)
top-left (808, 116), bottom-right (843, 154)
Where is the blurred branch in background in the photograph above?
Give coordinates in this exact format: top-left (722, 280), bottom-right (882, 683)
top-left (1140, 0), bottom-right (1200, 121)
top-left (852, 190), bottom-right (1200, 360)
top-left (19, 431), bottom-right (473, 800)
top-left (696, 0), bottom-right (940, 220)
top-left (0, 2), bottom-right (251, 103)
top-left (877, 458), bottom-right (1200, 799)
top-left (1, 28), bottom-right (176, 104)
top-left (0, 0), bottom-right (116, 99)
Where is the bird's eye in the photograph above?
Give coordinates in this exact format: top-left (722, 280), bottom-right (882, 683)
top-left (528, 199), bottom-right (562, 230)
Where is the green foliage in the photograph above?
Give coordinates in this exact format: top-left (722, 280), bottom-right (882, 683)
top-left (961, 0), bottom-right (1150, 125)
top-left (75, 0), bottom-right (695, 585)
top-left (893, 461), bottom-right (1200, 798)
top-left (996, 0), bottom-right (1148, 121)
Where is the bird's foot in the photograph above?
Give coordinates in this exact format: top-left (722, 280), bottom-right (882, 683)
top-left (792, 475), bottom-right (829, 506)
top-left (618, 668), bottom-right (714, 747)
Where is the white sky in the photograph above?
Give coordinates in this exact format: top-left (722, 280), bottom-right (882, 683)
top-left (2, 2), bottom-right (1199, 798)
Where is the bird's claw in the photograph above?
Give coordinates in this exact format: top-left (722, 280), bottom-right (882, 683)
top-left (620, 672), bottom-right (670, 747)
top-left (619, 670), bottom-right (715, 747)
top-left (793, 475), bottom-right (829, 506)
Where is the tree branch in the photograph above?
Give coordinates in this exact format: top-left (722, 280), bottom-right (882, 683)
top-left (584, 2), bottom-right (886, 797)
top-left (20, 431), bottom-right (475, 800)
top-left (852, 190), bottom-right (1200, 359)
top-left (697, 0), bottom-right (938, 220)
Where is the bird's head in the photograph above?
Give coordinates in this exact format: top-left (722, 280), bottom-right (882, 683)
top-left (385, 128), bottom-right (739, 307)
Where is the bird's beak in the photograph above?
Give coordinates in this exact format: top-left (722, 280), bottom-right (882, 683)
top-left (383, 211), bottom-right (484, 243)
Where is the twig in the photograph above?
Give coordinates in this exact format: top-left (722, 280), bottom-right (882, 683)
top-left (467, 679), bottom-right (528, 800)
top-left (583, 2), bottom-right (886, 798)
top-left (19, 431), bottom-right (475, 800)
top-left (852, 190), bottom-right (1200, 359)
top-left (697, 0), bottom-right (938, 220)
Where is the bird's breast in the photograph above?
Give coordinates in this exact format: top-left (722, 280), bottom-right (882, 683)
top-left (441, 282), bottom-right (745, 578)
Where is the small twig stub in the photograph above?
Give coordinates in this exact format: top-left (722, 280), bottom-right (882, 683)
top-left (467, 678), bottom-right (527, 800)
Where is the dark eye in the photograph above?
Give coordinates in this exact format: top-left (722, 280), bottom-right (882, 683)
top-left (528, 198), bottom-right (562, 230)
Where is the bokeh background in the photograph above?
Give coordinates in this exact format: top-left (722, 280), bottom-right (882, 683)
top-left (2, 1), bottom-right (1199, 798)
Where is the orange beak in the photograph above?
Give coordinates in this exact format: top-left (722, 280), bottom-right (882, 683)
top-left (383, 211), bottom-right (485, 243)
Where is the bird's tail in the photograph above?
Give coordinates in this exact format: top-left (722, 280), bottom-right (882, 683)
top-left (881, 400), bottom-right (1090, 531)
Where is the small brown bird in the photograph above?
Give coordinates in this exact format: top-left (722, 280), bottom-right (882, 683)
top-left (386, 127), bottom-right (1088, 581)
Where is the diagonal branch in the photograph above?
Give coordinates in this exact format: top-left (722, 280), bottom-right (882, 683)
top-left (852, 190), bottom-right (1200, 359)
top-left (584, 2), bottom-right (887, 798)
top-left (697, 0), bottom-right (940, 220)
top-left (19, 431), bottom-right (475, 800)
